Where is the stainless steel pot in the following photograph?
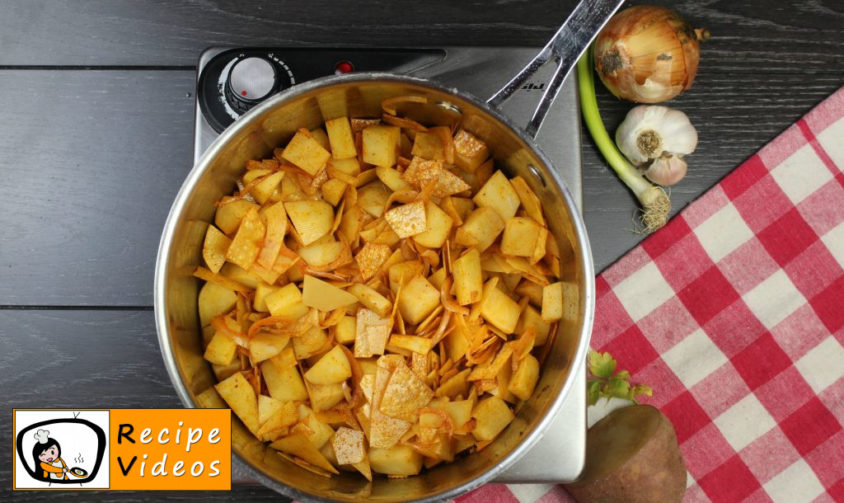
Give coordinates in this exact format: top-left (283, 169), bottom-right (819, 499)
top-left (155, 0), bottom-right (620, 500)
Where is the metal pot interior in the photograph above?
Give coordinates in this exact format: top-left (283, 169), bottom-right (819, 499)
top-left (156, 74), bottom-right (593, 502)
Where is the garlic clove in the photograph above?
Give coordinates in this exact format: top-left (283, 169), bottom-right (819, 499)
top-left (644, 155), bottom-right (687, 186)
top-left (615, 105), bottom-right (697, 166)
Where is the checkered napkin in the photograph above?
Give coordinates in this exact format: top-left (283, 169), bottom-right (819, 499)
top-left (459, 87), bottom-right (844, 503)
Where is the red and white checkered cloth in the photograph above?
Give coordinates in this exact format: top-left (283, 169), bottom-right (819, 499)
top-left (459, 87), bottom-right (844, 503)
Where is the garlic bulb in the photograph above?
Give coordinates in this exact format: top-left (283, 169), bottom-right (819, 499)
top-left (644, 155), bottom-right (688, 186)
top-left (615, 105), bottom-right (697, 185)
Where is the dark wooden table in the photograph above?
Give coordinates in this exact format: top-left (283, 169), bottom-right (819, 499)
top-left (1, 0), bottom-right (841, 500)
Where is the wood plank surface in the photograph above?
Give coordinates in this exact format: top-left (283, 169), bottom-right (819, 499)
top-left (0, 70), bottom-right (195, 306)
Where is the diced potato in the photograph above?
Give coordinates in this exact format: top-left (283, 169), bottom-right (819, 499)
top-left (220, 262), bottom-right (261, 289)
top-left (203, 332), bottom-right (237, 366)
top-left (310, 128), bottom-right (331, 151)
top-left (542, 281), bottom-right (563, 322)
top-left (196, 387), bottom-right (227, 409)
top-left (203, 225), bottom-right (231, 274)
top-left (293, 326), bottom-right (329, 360)
top-left (453, 129), bottom-right (489, 172)
top-left (212, 361), bottom-right (241, 382)
top-left (305, 345), bottom-right (352, 385)
top-left (226, 207), bottom-right (266, 270)
top-left (384, 201), bottom-right (427, 238)
top-left (357, 181), bottom-right (391, 218)
top-left (320, 178), bottom-right (347, 206)
top-left (330, 157), bottom-right (362, 177)
top-left (308, 382), bottom-right (346, 411)
top-left (501, 217), bottom-right (543, 258)
top-left (362, 125), bottom-right (400, 167)
top-left (261, 360), bottom-right (309, 402)
top-left (333, 427), bottom-right (367, 465)
top-left (215, 372), bottom-right (260, 435)
top-left (334, 315), bottom-right (357, 344)
top-left (473, 170), bottom-right (520, 220)
top-left (265, 283), bottom-right (309, 319)
top-left (270, 433), bottom-right (339, 474)
top-left (398, 276), bottom-right (440, 325)
top-left (256, 401), bottom-right (298, 441)
top-left (375, 165), bottom-right (412, 192)
top-left (325, 117), bottom-right (357, 159)
top-left (368, 445), bottom-right (423, 476)
top-left (449, 197), bottom-right (475, 222)
top-left (258, 394), bottom-right (286, 425)
top-left (256, 201), bottom-right (288, 269)
top-left (285, 200), bottom-right (334, 246)
top-left (428, 266), bottom-right (447, 290)
top-left (455, 206), bottom-right (505, 252)
top-left (435, 368), bottom-right (470, 398)
top-left (250, 171), bottom-right (285, 205)
top-left (480, 280), bottom-right (521, 334)
top-left (355, 242), bottom-right (392, 280)
top-left (298, 240), bottom-right (345, 268)
top-left (439, 399), bottom-right (474, 429)
top-left (198, 282), bottom-right (238, 327)
top-left (282, 129), bottom-right (332, 176)
top-left (453, 248), bottom-right (483, 305)
top-left (302, 275), bottom-right (357, 312)
top-left (509, 176), bottom-right (546, 226)
top-left (251, 283), bottom-right (276, 313)
top-left (508, 354), bottom-right (540, 401)
top-left (249, 334), bottom-right (290, 363)
top-left (516, 280), bottom-right (544, 307)
top-left (354, 308), bottom-right (393, 358)
top-left (471, 396), bottom-right (514, 442)
top-left (444, 329), bottom-right (469, 362)
top-left (388, 260), bottom-right (424, 293)
top-left (413, 201), bottom-right (453, 249)
top-left (411, 131), bottom-right (445, 161)
top-left (516, 305), bottom-right (551, 346)
top-left (491, 357), bottom-right (515, 403)
top-left (214, 199), bottom-right (259, 236)
top-left (298, 405), bottom-right (336, 449)
top-left (348, 284), bottom-right (392, 317)
top-left (388, 334), bottom-right (434, 355)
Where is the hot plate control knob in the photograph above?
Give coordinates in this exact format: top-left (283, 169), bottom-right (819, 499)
top-left (224, 56), bottom-right (281, 114)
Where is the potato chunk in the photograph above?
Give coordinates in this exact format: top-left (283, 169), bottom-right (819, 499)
top-left (302, 275), bottom-right (357, 312)
top-left (261, 360), bottom-right (309, 402)
top-left (453, 129), bottom-right (489, 172)
top-left (215, 372), bottom-right (260, 435)
top-left (203, 225), bottom-right (231, 274)
top-left (369, 445), bottom-right (423, 476)
top-left (398, 276), bottom-right (440, 325)
top-left (285, 200), bottom-right (334, 246)
top-left (542, 281), bottom-right (563, 322)
top-left (412, 201), bottom-right (453, 249)
top-left (471, 396), bottom-right (514, 442)
top-left (455, 206), bottom-right (505, 252)
top-left (362, 125), bottom-right (400, 167)
top-left (304, 345), bottom-right (352, 385)
top-left (265, 283), bottom-right (309, 319)
top-left (480, 280), bottom-right (521, 333)
top-left (282, 129), bottom-right (331, 176)
top-left (453, 248), bottom-right (483, 305)
top-left (508, 354), bottom-right (540, 401)
top-left (226, 207), bottom-right (265, 270)
top-left (204, 332), bottom-right (237, 366)
top-left (325, 117), bottom-right (357, 159)
top-left (501, 217), bottom-right (543, 258)
top-left (473, 170), bottom-right (520, 220)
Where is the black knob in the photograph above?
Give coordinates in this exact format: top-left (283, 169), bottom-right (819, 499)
top-left (224, 56), bottom-right (281, 114)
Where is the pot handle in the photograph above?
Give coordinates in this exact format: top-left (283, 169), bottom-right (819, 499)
top-left (486, 0), bottom-right (624, 138)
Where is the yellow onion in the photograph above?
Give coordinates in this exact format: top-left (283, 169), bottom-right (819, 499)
top-left (593, 6), bottom-right (707, 103)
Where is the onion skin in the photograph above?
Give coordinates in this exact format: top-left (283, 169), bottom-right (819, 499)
top-left (594, 6), bottom-right (702, 103)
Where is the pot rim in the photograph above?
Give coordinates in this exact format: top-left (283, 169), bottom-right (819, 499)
top-left (154, 72), bottom-right (595, 502)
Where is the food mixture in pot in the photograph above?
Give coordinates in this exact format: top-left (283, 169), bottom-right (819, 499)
top-left (196, 97), bottom-right (564, 479)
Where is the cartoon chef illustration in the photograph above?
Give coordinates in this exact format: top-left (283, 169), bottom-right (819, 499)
top-left (32, 429), bottom-right (69, 481)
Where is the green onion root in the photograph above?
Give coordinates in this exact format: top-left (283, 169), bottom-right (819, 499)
top-left (577, 52), bottom-right (670, 233)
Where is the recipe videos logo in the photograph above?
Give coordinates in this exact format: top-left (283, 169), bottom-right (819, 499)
top-left (13, 408), bottom-right (231, 491)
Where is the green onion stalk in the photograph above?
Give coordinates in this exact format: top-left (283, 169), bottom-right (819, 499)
top-left (577, 52), bottom-right (670, 233)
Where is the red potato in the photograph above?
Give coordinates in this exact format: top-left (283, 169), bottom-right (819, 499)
top-left (565, 405), bottom-right (686, 503)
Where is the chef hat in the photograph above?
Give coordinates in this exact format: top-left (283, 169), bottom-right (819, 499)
top-left (34, 429), bottom-right (50, 444)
